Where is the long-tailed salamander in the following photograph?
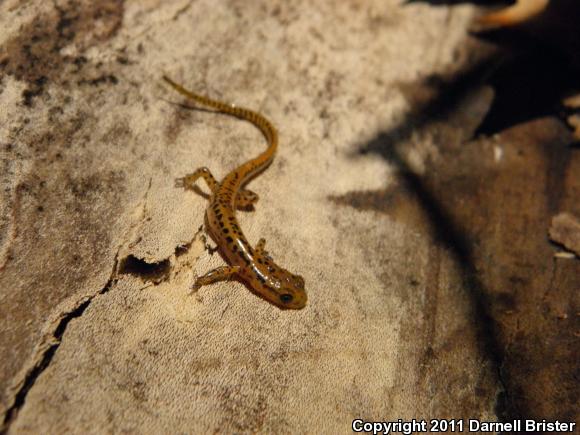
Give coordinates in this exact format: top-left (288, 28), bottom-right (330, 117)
top-left (163, 76), bottom-right (307, 309)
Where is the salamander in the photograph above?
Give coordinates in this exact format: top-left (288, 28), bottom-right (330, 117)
top-left (163, 76), bottom-right (307, 309)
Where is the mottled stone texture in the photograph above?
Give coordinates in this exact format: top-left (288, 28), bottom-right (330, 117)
top-left (0, 0), bottom-right (577, 434)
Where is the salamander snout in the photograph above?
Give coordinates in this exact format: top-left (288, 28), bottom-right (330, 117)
top-left (276, 273), bottom-right (307, 309)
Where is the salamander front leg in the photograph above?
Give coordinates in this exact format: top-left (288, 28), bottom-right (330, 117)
top-left (254, 238), bottom-right (272, 259)
top-left (236, 189), bottom-right (259, 210)
top-left (255, 238), bottom-right (266, 253)
top-left (191, 265), bottom-right (241, 292)
top-left (176, 167), bottom-right (218, 193)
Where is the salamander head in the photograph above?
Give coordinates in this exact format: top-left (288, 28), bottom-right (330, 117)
top-left (251, 262), bottom-right (307, 309)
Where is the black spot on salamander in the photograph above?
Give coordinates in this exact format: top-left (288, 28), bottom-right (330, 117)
top-left (223, 228), bottom-right (229, 234)
top-left (225, 236), bottom-right (233, 243)
top-left (257, 258), bottom-right (263, 264)
top-left (219, 221), bottom-right (224, 228)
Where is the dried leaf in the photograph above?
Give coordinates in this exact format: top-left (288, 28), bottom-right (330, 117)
top-left (549, 212), bottom-right (580, 256)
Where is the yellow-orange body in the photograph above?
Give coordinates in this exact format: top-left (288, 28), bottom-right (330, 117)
top-left (164, 76), bottom-right (307, 309)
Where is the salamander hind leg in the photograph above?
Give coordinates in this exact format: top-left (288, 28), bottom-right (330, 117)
top-left (191, 265), bottom-right (241, 292)
top-left (236, 189), bottom-right (259, 210)
top-left (176, 167), bottom-right (218, 193)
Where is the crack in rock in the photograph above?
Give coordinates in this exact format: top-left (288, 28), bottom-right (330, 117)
top-left (1, 227), bottom-right (204, 433)
top-left (1, 256), bottom-right (119, 434)
top-left (118, 254), bottom-right (171, 284)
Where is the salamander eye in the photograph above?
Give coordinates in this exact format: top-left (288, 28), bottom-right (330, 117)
top-left (280, 293), bottom-right (293, 304)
